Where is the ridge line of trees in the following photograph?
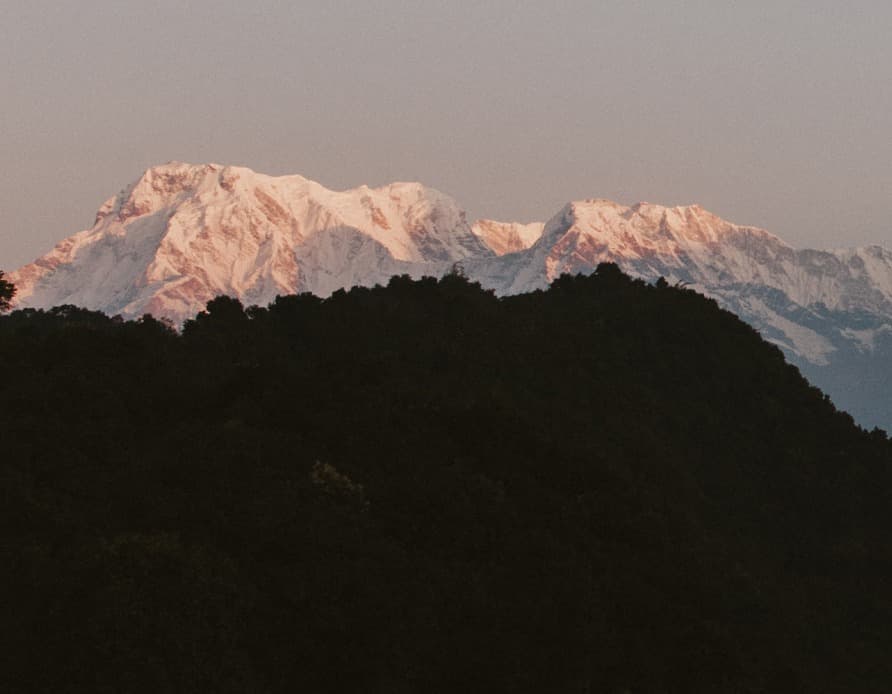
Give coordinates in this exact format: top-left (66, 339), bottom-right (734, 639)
top-left (2, 263), bottom-right (891, 691)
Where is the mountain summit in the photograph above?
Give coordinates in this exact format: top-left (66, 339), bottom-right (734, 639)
top-left (11, 162), bottom-right (491, 322)
top-left (10, 163), bottom-right (892, 428)
top-left (475, 197), bottom-right (892, 316)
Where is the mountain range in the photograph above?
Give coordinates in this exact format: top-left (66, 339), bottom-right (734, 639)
top-left (9, 162), bottom-right (892, 429)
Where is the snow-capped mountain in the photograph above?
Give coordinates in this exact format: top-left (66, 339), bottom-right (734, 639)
top-left (473, 199), bottom-right (892, 312)
top-left (9, 163), bottom-right (892, 428)
top-left (10, 162), bottom-right (492, 322)
top-left (470, 198), bottom-right (892, 359)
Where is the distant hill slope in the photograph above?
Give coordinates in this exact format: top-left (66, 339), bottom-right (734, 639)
top-left (2, 266), bottom-right (892, 692)
top-left (10, 163), bottom-right (892, 428)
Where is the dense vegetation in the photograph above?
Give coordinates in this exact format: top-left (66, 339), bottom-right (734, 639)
top-left (2, 264), bottom-right (891, 693)
top-left (0, 269), bottom-right (15, 312)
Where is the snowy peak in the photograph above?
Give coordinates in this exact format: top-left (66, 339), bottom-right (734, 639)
top-left (467, 197), bottom-right (892, 377)
top-left (553, 198), bottom-right (777, 248)
top-left (92, 162), bottom-right (487, 264)
top-left (479, 198), bottom-right (783, 297)
top-left (10, 163), bottom-right (492, 322)
top-left (517, 197), bottom-right (794, 289)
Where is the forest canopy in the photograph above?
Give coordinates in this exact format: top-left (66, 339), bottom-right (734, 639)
top-left (1, 264), bottom-right (891, 693)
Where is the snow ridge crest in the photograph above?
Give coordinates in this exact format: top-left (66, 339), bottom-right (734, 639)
top-left (10, 162), bottom-right (892, 370)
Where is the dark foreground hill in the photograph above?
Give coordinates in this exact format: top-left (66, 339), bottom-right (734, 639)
top-left (2, 264), bottom-right (891, 693)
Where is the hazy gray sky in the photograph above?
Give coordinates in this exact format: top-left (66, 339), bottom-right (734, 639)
top-left (2, 0), bottom-right (891, 268)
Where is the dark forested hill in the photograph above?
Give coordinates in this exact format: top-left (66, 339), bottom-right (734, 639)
top-left (2, 264), bottom-right (891, 693)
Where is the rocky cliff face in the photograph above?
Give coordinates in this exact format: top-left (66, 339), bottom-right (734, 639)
top-left (471, 220), bottom-right (544, 256)
top-left (11, 163), bottom-right (892, 428)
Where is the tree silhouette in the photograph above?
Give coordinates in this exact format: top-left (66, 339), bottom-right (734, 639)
top-left (0, 270), bottom-right (15, 312)
top-left (1, 266), bottom-right (892, 692)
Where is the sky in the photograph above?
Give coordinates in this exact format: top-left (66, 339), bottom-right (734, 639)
top-left (2, 0), bottom-right (891, 268)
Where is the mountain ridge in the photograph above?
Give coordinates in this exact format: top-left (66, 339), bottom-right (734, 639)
top-left (9, 161), bottom-right (892, 428)
top-left (19, 162), bottom-right (892, 321)
top-left (11, 162), bottom-right (492, 320)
